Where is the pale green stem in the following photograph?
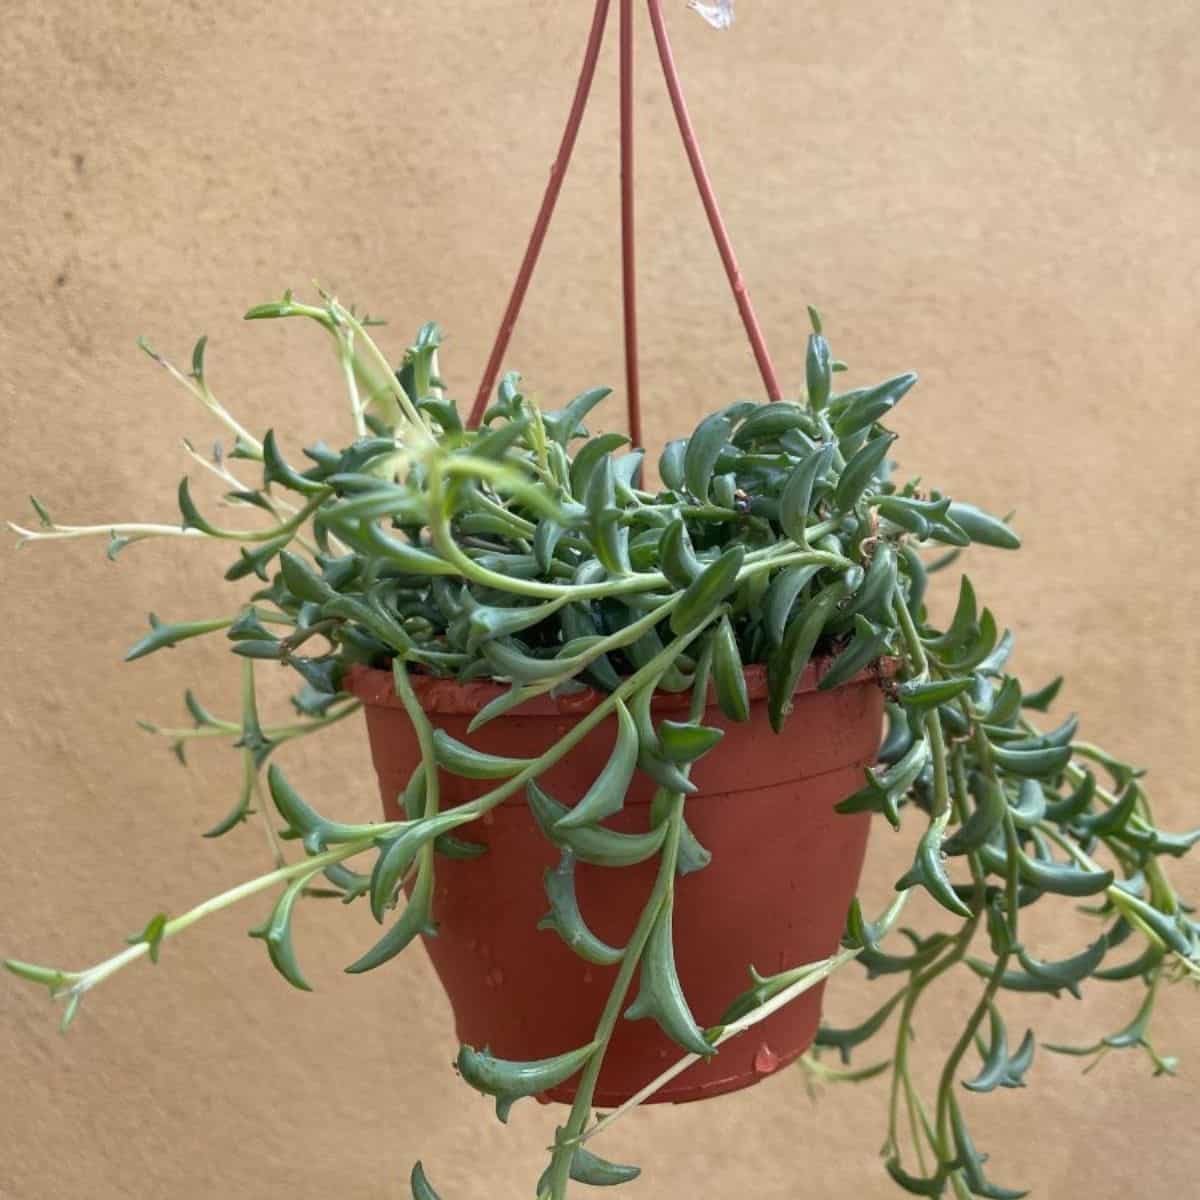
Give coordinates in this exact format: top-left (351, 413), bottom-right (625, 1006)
top-left (55, 838), bottom-right (379, 998)
top-left (145, 701), bottom-right (361, 743)
top-left (543, 796), bottom-right (687, 1200)
top-left (140, 340), bottom-right (263, 456)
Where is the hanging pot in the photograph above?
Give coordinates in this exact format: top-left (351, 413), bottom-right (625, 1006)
top-left (346, 660), bottom-right (884, 1106)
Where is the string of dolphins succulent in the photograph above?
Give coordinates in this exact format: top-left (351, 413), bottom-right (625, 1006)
top-left (6, 292), bottom-right (1199, 1199)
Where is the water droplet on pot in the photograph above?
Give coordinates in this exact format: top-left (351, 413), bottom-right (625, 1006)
top-left (582, 969), bottom-right (593, 984)
top-left (487, 966), bottom-right (505, 987)
top-left (753, 1044), bottom-right (781, 1075)
top-left (658, 1049), bottom-right (669, 1059)
top-left (481, 811), bottom-right (495, 826)
top-left (465, 937), bottom-right (478, 952)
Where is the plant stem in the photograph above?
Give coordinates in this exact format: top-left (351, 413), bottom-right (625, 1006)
top-left (56, 839), bottom-right (377, 999)
top-left (457, 615), bottom-right (716, 822)
top-left (579, 892), bottom-right (910, 1147)
top-left (543, 797), bottom-right (685, 1200)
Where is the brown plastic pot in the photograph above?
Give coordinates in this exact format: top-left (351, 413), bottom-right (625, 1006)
top-left (346, 660), bottom-right (883, 1107)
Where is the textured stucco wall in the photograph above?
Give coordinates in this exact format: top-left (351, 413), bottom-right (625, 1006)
top-left (1, 2), bottom-right (1198, 1197)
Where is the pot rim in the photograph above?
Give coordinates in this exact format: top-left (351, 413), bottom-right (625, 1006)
top-left (345, 656), bottom-right (894, 717)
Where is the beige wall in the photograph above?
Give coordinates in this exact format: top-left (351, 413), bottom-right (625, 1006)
top-left (2, 2), bottom-right (1198, 1196)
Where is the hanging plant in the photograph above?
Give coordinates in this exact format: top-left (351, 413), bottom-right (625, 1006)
top-left (6, 293), bottom-right (1198, 1199)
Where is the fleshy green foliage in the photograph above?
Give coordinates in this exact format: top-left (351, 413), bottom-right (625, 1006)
top-left (4, 293), bottom-right (1198, 1200)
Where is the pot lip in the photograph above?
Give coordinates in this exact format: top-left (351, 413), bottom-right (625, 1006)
top-left (345, 656), bottom-right (895, 717)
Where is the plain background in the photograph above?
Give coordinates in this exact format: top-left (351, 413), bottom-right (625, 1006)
top-left (2, 1), bottom-right (1198, 1196)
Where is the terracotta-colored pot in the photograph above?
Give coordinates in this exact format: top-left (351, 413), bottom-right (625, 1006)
top-left (346, 660), bottom-right (883, 1107)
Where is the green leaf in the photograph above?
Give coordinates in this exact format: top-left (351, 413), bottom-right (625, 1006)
top-left (624, 900), bottom-right (714, 1056)
top-left (467, 599), bottom-right (567, 653)
top-left (988, 741), bottom-right (1072, 778)
top-left (658, 438), bottom-right (688, 493)
top-left (29, 495), bottom-right (53, 528)
top-left (806, 329), bottom-right (833, 410)
top-left (533, 519), bottom-right (566, 574)
top-left (248, 874), bottom-right (315, 991)
top-left (833, 432), bottom-right (897, 512)
top-left (1014, 936), bottom-right (1107, 999)
top-left (1044, 769), bottom-right (1096, 823)
top-left (456, 1039), bottom-right (598, 1122)
top-left (570, 432), bottom-right (629, 499)
top-left (1006, 778), bottom-right (1047, 829)
top-left (125, 613), bottom-right (230, 662)
top-left (230, 638), bottom-right (286, 662)
top-left (481, 638), bottom-right (580, 684)
top-left (278, 550), bottom-right (334, 603)
top-left (924, 576), bottom-right (978, 654)
top-left (941, 607), bottom-right (1000, 672)
top-left (536, 1138), bottom-right (641, 1193)
top-left (818, 615), bottom-right (889, 691)
top-left (321, 862), bottom-right (372, 903)
top-left (669, 545), bottom-right (744, 636)
top-left (837, 733), bottom-right (930, 829)
top-left (896, 825), bottom-right (972, 917)
top-left (683, 412), bottom-right (734, 501)
top-left (768, 580), bottom-right (850, 732)
top-left (359, 524), bottom-right (459, 577)
top-left (226, 607), bottom-right (277, 643)
top-left (837, 542), bottom-right (898, 629)
top-left (947, 502), bottom-right (1021, 550)
top-left (878, 701), bottom-right (914, 766)
top-left (831, 373), bottom-right (917, 438)
top-left (528, 782), bottom-right (667, 867)
top-left (977, 627), bottom-right (1015, 676)
top-left (779, 443), bottom-right (834, 545)
top-left (346, 860), bottom-right (437, 974)
top-left (764, 563), bottom-right (822, 646)
top-left (409, 1162), bottom-right (441, 1200)
top-left (268, 764), bottom-right (379, 853)
top-left (659, 518), bottom-right (703, 588)
top-left (543, 387), bottom-right (612, 446)
top-left (875, 495), bottom-right (932, 538)
top-left (176, 477), bottom-right (222, 535)
top-left (718, 963), bottom-right (808, 1024)
top-left (432, 730), bottom-right (530, 779)
top-left (555, 700), bottom-right (639, 829)
top-left (944, 779), bottom-right (1006, 856)
top-left (4, 959), bottom-right (72, 992)
top-left (656, 719), bottom-right (724, 764)
top-left (584, 454), bottom-right (629, 575)
top-left (1021, 676), bottom-right (1064, 712)
top-left (1015, 849), bottom-right (1113, 898)
top-left (1107, 890), bottom-right (1194, 957)
top-left (885, 1158), bottom-right (948, 1196)
top-left (124, 912), bottom-right (168, 964)
top-left (962, 1007), bottom-right (1035, 1092)
top-left (815, 989), bottom-right (905, 1063)
top-left (985, 676), bottom-right (1024, 726)
top-left (1094, 941), bottom-right (1164, 982)
top-left (538, 851), bottom-right (625, 965)
top-left (710, 616), bottom-right (750, 722)
top-left (951, 1102), bottom-right (1029, 1199)
top-left (731, 402), bottom-right (808, 447)
top-left (1076, 780), bottom-right (1138, 837)
top-left (897, 676), bottom-right (972, 709)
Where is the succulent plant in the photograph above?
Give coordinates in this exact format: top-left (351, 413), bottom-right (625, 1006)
top-left (6, 292), bottom-right (1198, 1199)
